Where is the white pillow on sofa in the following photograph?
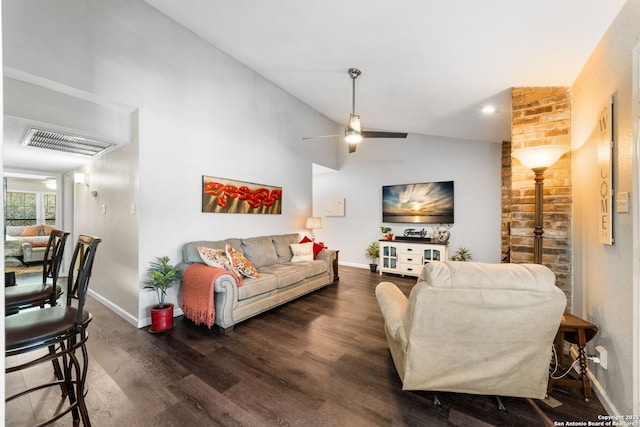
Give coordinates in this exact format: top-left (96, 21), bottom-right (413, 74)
top-left (290, 242), bottom-right (314, 262)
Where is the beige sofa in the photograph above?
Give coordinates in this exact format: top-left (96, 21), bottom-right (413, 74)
top-left (5, 225), bottom-right (54, 263)
top-left (177, 233), bottom-right (336, 333)
top-left (376, 261), bottom-right (566, 401)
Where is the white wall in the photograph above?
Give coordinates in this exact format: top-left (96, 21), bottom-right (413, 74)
top-left (74, 131), bottom-right (140, 324)
top-left (2, 0), bottom-right (338, 325)
top-left (313, 134), bottom-right (503, 266)
top-left (571, 0), bottom-right (640, 416)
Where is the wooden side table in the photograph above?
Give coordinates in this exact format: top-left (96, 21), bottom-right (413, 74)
top-left (332, 250), bottom-right (339, 281)
top-left (547, 313), bottom-right (598, 401)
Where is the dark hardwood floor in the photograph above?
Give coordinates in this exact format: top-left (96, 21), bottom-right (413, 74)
top-left (6, 266), bottom-right (608, 426)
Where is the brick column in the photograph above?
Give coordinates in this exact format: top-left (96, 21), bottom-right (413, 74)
top-left (509, 87), bottom-right (572, 306)
top-left (501, 140), bottom-right (512, 262)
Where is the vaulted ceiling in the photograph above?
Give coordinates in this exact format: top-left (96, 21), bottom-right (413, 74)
top-left (3, 0), bottom-right (629, 174)
top-left (145, 0), bottom-right (628, 143)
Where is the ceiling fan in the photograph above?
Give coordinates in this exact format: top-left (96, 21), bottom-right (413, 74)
top-left (303, 68), bottom-right (408, 153)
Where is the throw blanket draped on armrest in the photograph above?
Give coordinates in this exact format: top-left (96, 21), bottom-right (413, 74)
top-left (182, 263), bottom-right (238, 328)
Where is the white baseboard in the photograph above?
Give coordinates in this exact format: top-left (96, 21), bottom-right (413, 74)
top-left (88, 289), bottom-right (138, 327)
top-left (339, 261), bottom-right (369, 269)
top-left (87, 289), bottom-right (184, 329)
top-left (569, 346), bottom-right (619, 416)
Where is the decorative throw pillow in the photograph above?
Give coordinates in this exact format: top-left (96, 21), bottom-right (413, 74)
top-left (197, 246), bottom-right (228, 269)
top-left (225, 244), bottom-right (259, 278)
top-left (197, 246), bottom-right (244, 284)
top-left (20, 225), bottom-right (42, 237)
top-left (300, 235), bottom-right (324, 259)
top-left (41, 225), bottom-right (56, 235)
top-left (290, 242), bottom-right (314, 262)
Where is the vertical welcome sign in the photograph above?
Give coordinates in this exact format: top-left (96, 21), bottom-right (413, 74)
top-left (597, 97), bottom-right (613, 245)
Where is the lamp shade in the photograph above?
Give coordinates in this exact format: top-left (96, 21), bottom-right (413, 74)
top-left (512, 145), bottom-right (570, 170)
top-left (305, 217), bottom-right (323, 229)
top-left (345, 114), bottom-right (363, 143)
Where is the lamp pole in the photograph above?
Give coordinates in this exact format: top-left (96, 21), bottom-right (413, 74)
top-left (511, 145), bottom-right (570, 265)
top-left (532, 167), bottom-right (547, 264)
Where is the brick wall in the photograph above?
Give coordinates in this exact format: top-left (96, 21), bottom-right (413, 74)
top-left (509, 87), bottom-right (572, 305)
top-left (501, 140), bottom-right (512, 262)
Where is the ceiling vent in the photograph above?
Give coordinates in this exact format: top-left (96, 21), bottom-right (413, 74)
top-left (22, 128), bottom-right (115, 156)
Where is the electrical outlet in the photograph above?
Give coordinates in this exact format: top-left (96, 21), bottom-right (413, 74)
top-left (596, 345), bottom-right (608, 370)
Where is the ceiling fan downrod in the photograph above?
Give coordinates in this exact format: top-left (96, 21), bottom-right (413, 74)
top-left (348, 68), bottom-right (361, 115)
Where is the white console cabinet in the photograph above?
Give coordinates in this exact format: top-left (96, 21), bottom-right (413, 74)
top-left (379, 239), bottom-right (448, 277)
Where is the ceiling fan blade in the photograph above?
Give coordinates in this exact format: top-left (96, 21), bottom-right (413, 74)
top-left (348, 142), bottom-right (357, 153)
top-left (361, 130), bottom-right (408, 139)
top-left (301, 134), bottom-right (340, 140)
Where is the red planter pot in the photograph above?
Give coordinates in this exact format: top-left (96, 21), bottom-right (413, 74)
top-left (150, 303), bottom-right (174, 333)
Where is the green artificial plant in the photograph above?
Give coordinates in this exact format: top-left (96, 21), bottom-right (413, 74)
top-left (365, 241), bottom-right (380, 263)
top-left (143, 256), bottom-right (180, 308)
top-left (450, 247), bottom-right (472, 262)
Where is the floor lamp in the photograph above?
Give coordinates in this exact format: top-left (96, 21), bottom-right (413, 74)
top-left (511, 145), bottom-right (570, 264)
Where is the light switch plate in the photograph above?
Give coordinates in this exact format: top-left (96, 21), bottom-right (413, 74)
top-left (616, 192), bottom-right (629, 213)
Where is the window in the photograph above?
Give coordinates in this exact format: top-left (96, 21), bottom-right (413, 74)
top-left (44, 194), bottom-right (56, 225)
top-left (5, 191), bottom-right (56, 226)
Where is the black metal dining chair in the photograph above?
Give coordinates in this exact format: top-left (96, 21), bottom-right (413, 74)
top-left (5, 234), bottom-right (101, 426)
top-left (5, 229), bottom-right (70, 315)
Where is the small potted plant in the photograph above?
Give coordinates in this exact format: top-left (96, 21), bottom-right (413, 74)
top-left (143, 256), bottom-right (180, 332)
top-left (450, 247), bottom-right (472, 261)
top-left (365, 241), bottom-right (380, 272)
top-left (380, 226), bottom-right (394, 240)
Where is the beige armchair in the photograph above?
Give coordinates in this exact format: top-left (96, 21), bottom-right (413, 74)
top-left (375, 261), bottom-right (566, 404)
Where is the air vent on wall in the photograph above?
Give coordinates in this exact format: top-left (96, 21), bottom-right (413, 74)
top-left (22, 128), bottom-right (115, 156)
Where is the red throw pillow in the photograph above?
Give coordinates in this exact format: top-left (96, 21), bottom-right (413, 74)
top-left (300, 236), bottom-right (323, 259)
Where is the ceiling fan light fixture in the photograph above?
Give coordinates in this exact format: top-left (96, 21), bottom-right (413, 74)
top-left (345, 113), bottom-right (363, 143)
top-left (345, 129), bottom-right (362, 144)
top-left (348, 114), bottom-right (362, 132)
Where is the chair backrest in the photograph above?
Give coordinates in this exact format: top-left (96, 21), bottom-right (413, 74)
top-left (66, 235), bottom-right (101, 328)
top-left (42, 229), bottom-right (70, 285)
top-left (402, 261), bottom-right (566, 398)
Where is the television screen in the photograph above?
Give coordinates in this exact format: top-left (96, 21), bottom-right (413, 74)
top-left (382, 181), bottom-right (454, 224)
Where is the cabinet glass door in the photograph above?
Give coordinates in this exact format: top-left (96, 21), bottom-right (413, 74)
top-left (423, 248), bottom-right (442, 262)
top-left (382, 245), bottom-right (398, 270)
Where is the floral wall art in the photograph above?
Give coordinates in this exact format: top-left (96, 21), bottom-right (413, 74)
top-left (202, 176), bottom-right (282, 214)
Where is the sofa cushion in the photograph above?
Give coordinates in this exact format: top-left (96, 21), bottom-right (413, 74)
top-left (290, 242), bottom-right (314, 262)
top-left (197, 246), bottom-right (228, 269)
top-left (300, 235), bottom-right (324, 259)
top-left (237, 274), bottom-right (278, 300)
top-left (260, 264), bottom-right (307, 289)
top-left (242, 236), bottom-right (278, 268)
top-left (182, 239), bottom-right (243, 264)
top-left (194, 246), bottom-right (243, 284)
top-left (271, 234), bottom-right (300, 263)
top-left (21, 225), bottom-right (42, 236)
top-left (41, 225), bottom-right (56, 235)
top-left (226, 244), bottom-right (259, 278)
top-left (281, 260), bottom-right (328, 279)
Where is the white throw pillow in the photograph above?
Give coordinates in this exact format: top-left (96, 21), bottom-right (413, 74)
top-left (290, 242), bottom-right (314, 262)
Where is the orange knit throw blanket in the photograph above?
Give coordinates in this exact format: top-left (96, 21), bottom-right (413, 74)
top-left (182, 263), bottom-right (238, 328)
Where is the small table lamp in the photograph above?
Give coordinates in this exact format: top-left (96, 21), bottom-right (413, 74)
top-left (511, 145), bottom-right (570, 264)
top-left (305, 217), bottom-right (323, 242)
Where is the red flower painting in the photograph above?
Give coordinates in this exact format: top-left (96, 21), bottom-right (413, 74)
top-left (202, 176), bottom-right (282, 214)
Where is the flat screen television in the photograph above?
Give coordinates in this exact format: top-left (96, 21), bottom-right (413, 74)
top-left (382, 181), bottom-right (454, 224)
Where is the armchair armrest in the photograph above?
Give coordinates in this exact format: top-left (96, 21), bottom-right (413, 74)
top-left (375, 282), bottom-right (408, 341)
